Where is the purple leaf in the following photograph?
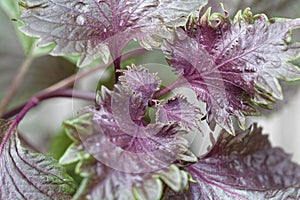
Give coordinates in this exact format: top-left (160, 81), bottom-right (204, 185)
top-left (156, 95), bottom-right (201, 129)
top-left (0, 120), bottom-right (76, 199)
top-left (164, 123), bottom-right (300, 199)
top-left (19, 0), bottom-right (208, 66)
top-left (64, 85), bottom-right (197, 173)
top-left (119, 65), bottom-right (161, 102)
top-left (164, 7), bottom-right (300, 134)
top-left (85, 85), bottom-right (196, 172)
top-left (60, 84), bottom-right (198, 199)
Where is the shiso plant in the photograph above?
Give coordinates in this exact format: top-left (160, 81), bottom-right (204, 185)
top-left (1, 0), bottom-right (300, 199)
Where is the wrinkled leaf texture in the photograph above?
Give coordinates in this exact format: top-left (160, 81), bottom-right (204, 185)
top-left (119, 64), bottom-right (161, 102)
top-left (0, 120), bottom-right (76, 200)
top-left (165, 123), bottom-right (300, 200)
top-left (156, 95), bottom-right (200, 130)
top-left (20, 0), bottom-right (208, 66)
top-left (60, 86), bottom-right (196, 199)
top-left (71, 83), bottom-right (196, 173)
top-left (165, 7), bottom-right (300, 134)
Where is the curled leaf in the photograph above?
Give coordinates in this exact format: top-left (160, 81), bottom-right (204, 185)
top-left (164, 7), bottom-right (300, 134)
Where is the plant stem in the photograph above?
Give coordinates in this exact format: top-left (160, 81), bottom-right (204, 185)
top-left (0, 97), bottom-right (37, 155)
top-left (113, 56), bottom-right (122, 83)
top-left (0, 55), bottom-right (33, 116)
top-left (1, 48), bottom-right (147, 119)
top-left (153, 77), bottom-right (187, 98)
top-left (0, 48), bottom-right (147, 155)
top-left (0, 89), bottom-right (95, 155)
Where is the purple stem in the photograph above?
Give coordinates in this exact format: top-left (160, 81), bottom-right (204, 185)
top-left (153, 77), bottom-right (187, 99)
top-left (0, 89), bottom-right (95, 155)
top-left (113, 56), bottom-right (122, 83)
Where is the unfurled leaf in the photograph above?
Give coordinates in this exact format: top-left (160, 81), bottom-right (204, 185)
top-left (164, 123), bottom-right (300, 199)
top-left (0, 120), bottom-right (76, 199)
top-left (164, 7), bottom-right (300, 134)
top-left (119, 65), bottom-right (161, 102)
top-left (156, 95), bottom-right (200, 129)
top-left (19, 0), bottom-right (208, 66)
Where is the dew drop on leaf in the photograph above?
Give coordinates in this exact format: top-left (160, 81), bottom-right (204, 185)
top-left (245, 65), bottom-right (257, 72)
top-left (76, 15), bottom-right (85, 25)
top-left (271, 56), bottom-right (281, 68)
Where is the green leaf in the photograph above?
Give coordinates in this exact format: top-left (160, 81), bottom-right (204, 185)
top-left (0, 120), bottom-right (76, 199)
top-left (63, 113), bottom-right (94, 142)
top-left (59, 143), bottom-right (84, 165)
top-left (73, 157), bottom-right (186, 200)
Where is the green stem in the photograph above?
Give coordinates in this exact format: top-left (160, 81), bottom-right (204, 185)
top-left (1, 48), bottom-right (147, 119)
top-left (0, 55), bottom-right (33, 115)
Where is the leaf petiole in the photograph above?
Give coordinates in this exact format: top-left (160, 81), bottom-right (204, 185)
top-left (0, 89), bottom-right (95, 155)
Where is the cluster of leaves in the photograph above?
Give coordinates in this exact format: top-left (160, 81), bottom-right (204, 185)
top-left (1, 0), bottom-right (300, 199)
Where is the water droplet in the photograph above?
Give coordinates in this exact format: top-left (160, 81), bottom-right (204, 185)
top-left (103, 28), bottom-right (107, 33)
top-left (234, 79), bottom-right (243, 86)
top-left (227, 106), bottom-right (234, 113)
top-left (150, 159), bottom-right (156, 165)
top-left (101, 114), bottom-right (107, 119)
top-left (76, 15), bottom-right (85, 25)
top-left (245, 65), bottom-right (257, 72)
top-left (233, 66), bottom-right (243, 72)
top-left (119, 19), bottom-right (124, 26)
top-left (246, 25), bottom-right (254, 35)
top-left (255, 56), bottom-right (265, 65)
top-left (201, 67), bottom-right (207, 72)
top-left (271, 57), bottom-right (281, 68)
